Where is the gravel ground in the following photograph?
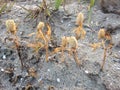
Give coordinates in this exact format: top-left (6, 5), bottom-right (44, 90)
top-left (0, 0), bottom-right (120, 90)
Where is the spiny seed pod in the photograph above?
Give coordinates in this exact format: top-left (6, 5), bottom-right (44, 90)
top-left (6, 19), bottom-right (17, 35)
top-left (36, 22), bottom-right (45, 41)
top-left (37, 22), bottom-right (45, 31)
top-left (98, 29), bottom-right (106, 39)
top-left (67, 36), bottom-right (78, 49)
top-left (76, 12), bottom-right (84, 26)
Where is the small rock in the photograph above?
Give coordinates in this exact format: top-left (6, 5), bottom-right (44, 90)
top-left (85, 70), bottom-right (89, 74)
top-left (47, 69), bottom-right (50, 72)
top-left (57, 78), bottom-right (60, 83)
top-left (1, 68), bottom-right (4, 72)
top-left (2, 55), bottom-right (6, 60)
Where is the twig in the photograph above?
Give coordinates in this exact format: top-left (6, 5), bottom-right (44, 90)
top-left (101, 47), bottom-right (107, 71)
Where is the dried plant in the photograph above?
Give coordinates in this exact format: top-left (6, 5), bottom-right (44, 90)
top-left (28, 22), bottom-right (51, 62)
top-left (28, 67), bottom-right (37, 78)
top-left (20, 0), bottom-right (50, 25)
top-left (27, 42), bottom-right (44, 53)
top-left (90, 28), bottom-right (113, 70)
top-left (76, 12), bottom-right (84, 27)
top-left (5, 19), bottom-right (24, 69)
top-left (36, 22), bottom-right (46, 41)
top-left (74, 12), bottom-right (86, 40)
top-left (25, 83), bottom-right (33, 90)
top-left (89, 42), bottom-right (102, 51)
top-left (98, 28), bottom-right (112, 41)
top-left (53, 36), bottom-right (80, 66)
top-left (98, 29), bottom-right (106, 39)
top-left (74, 26), bottom-right (86, 40)
top-left (45, 23), bottom-right (51, 41)
top-left (6, 19), bottom-right (17, 35)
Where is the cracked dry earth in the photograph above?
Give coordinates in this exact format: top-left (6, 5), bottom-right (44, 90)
top-left (0, 0), bottom-right (120, 90)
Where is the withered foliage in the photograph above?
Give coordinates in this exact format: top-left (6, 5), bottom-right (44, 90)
top-left (74, 12), bottom-right (86, 40)
top-left (27, 42), bottom-right (44, 53)
top-left (28, 67), bottom-right (37, 78)
top-left (52, 36), bottom-right (80, 66)
top-left (6, 19), bottom-right (17, 35)
top-left (4, 11), bottom-right (115, 71)
top-left (76, 12), bottom-right (84, 27)
top-left (5, 19), bottom-right (25, 69)
top-left (89, 42), bottom-right (102, 51)
top-left (90, 28), bottom-right (113, 70)
top-left (98, 28), bottom-right (112, 41)
top-left (74, 26), bottom-right (86, 40)
top-left (28, 21), bottom-right (51, 62)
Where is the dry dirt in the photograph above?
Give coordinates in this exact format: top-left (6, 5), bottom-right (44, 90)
top-left (0, 0), bottom-right (120, 90)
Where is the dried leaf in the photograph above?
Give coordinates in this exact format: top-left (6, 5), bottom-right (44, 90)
top-left (46, 23), bottom-right (51, 41)
top-left (89, 42), bottom-right (101, 51)
top-left (67, 36), bottom-right (78, 49)
top-left (52, 47), bottom-right (61, 55)
top-left (27, 42), bottom-right (44, 53)
top-left (61, 36), bottom-right (68, 48)
top-left (28, 32), bottom-right (35, 37)
top-left (105, 32), bottom-right (112, 41)
top-left (37, 22), bottom-right (44, 30)
top-left (74, 26), bottom-right (86, 40)
top-left (28, 67), bottom-right (37, 78)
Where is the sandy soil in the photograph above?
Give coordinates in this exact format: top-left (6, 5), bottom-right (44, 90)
top-left (0, 0), bottom-right (120, 90)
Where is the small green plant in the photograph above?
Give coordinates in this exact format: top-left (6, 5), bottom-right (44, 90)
top-left (87, 0), bottom-right (95, 24)
top-left (54, 0), bottom-right (63, 10)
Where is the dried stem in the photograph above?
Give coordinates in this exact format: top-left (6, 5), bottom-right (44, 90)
top-left (14, 39), bottom-right (24, 70)
top-left (72, 48), bottom-right (80, 66)
top-left (101, 47), bottom-right (107, 71)
top-left (45, 39), bottom-right (49, 62)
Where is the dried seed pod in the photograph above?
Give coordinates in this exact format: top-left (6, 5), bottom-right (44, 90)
top-left (105, 31), bottom-right (112, 41)
top-left (76, 12), bottom-right (84, 26)
top-left (67, 36), bottom-right (78, 49)
top-left (37, 22), bottom-right (45, 31)
top-left (6, 19), bottom-right (17, 35)
top-left (98, 29), bottom-right (106, 39)
top-left (36, 22), bottom-right (46, 41)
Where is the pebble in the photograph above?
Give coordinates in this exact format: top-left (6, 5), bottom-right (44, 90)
top-left (85, 70), bottom-right (89, 74)
top-left (2, 55), bottom-right (6, 60)
top-left (57, 78), bottom-right (60, 83)
top-left (38, 77), bottom-right (43, 82)
top-left (1, 68), bottom-right (4, 72)
top-left (47, 69), bottom-right (50, 72)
